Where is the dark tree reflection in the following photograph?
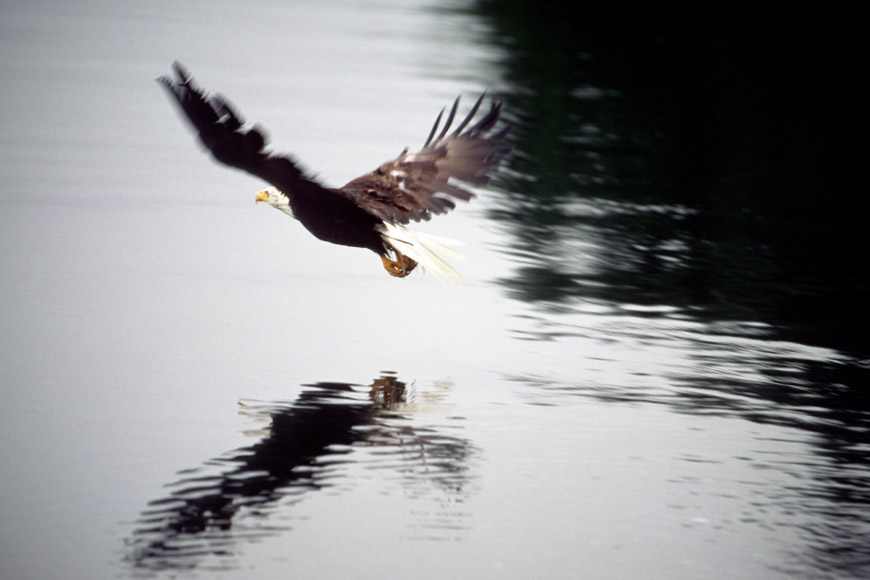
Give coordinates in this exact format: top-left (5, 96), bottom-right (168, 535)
top-left (463, 3), bottom-right (869, 577)
top-left (127, 374), bottom-right (474, 572)
top-left (470, 2), bottom-right (865, 354)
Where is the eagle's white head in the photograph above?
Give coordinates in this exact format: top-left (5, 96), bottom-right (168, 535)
top-left (255, 187), bottom-right (296, 219)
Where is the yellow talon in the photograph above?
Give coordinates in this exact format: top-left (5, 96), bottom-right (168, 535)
top-left (380, 251), bottom-right (417, 277)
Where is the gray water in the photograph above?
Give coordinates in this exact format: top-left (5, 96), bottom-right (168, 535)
top-left (1, 2), bottom-right (867, 579)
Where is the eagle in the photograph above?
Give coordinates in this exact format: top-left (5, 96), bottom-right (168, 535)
top-left (158, 62), bottom-right (511, 281)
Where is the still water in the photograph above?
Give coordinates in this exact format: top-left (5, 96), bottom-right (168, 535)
top-left (1, 2), bottom-right (867, 579)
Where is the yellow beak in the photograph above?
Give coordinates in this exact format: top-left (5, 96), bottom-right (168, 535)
top-left (255, 190), bottom-right (269, 203)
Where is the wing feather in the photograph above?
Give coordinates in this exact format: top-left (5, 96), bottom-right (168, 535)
top-left (337, 94), bottom-right (512, 224)
top-left (159, 62), bottom-right (511, 227)
top-left (157, 62), bottom-right (331, 204)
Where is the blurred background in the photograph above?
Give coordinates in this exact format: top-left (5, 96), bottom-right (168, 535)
top-left (1, 2), bottom-right (866, 579)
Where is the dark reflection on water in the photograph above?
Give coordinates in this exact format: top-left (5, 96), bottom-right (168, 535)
top-left (682, 350), bottom-right (870, 576)
top-left (472, 3), bottom-right (864, 354)
top-left (510, 315), bottom-right (870, 573)
top-left (127, 374), bottom-right (473, 572)
top-left (466, 3), bottom-right (868, 577)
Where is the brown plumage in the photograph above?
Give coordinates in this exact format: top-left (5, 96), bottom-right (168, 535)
top-left (158, 62), bottom-right (511, 279)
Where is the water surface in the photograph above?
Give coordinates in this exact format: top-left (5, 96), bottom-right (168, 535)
top-left (0, 2), bottom-right (866, 579)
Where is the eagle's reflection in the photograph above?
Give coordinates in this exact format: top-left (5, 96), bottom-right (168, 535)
top-left (128, 373), bottom-right (473, 571)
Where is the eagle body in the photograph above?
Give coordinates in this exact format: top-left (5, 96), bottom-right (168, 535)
top-left (158, 62), bottom-right (511, 280)
top-left (274, 187), bottom-right (385, 252)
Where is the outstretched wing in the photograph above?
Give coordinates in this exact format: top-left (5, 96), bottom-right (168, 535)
top-left (337, 94), bottom-right (512, 224)
top-left (157, 62), bottom-right (330, 203)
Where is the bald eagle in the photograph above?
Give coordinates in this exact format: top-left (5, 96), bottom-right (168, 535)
top-left (158, 62), bottom-right (511, 281)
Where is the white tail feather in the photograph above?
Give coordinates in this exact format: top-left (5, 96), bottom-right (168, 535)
top-left (377, 222), bottom-right (465, 282)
